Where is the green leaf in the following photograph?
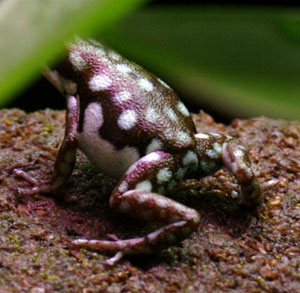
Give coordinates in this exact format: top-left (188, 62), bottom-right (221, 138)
top-left (0, 0), bottom-right (146, 107)
top-left (103, 6), bottom-right (300, 120)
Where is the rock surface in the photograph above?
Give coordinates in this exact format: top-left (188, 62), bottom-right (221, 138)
top-left (0, 109), bottom-right (299, 292)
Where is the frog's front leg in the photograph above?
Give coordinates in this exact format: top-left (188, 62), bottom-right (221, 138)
top-left (195, 133), bottom-right (262, 206)
top-left (72, 151), bottom-right (200, 266)
top-left (14, 95), bottom-right (79, 196)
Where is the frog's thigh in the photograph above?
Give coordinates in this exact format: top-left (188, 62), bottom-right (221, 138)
top-left (51, 95), bottom-right (79, 190)
top-left (73, 151), bottom-right (200, 263)
top-left (110, 151), bottom-right (200, 245)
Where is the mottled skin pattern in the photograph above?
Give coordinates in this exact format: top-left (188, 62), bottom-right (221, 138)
top-left (15, 38), bottom-right (262, 265)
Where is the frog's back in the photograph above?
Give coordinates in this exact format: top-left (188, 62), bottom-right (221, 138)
top-left (58, 38), bottom-right (196, 161)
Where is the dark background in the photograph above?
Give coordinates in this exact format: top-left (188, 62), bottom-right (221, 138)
top-left (8, 1), bottom-right (299, 123)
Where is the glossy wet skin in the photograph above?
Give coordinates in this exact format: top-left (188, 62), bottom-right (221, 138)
top-left (15, 38), bottom-right (262, 265)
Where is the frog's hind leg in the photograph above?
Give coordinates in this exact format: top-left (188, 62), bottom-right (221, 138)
top-left (14, 95), bottom-right (79, 196)
top-left (72, 151), bottom-right (200, 266)
top-left (195, 132), bottom-right (262, 206)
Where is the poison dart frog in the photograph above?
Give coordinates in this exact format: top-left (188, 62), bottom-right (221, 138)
top-left (14, 38), bottom-right (262, 265)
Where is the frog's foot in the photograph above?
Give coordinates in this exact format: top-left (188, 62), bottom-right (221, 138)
top-left (72, 189), bottom-right (200, 266)
top-left (72, 151), bottom-right (201, 265)
top-left (195, 133), bottom-right (262, 206)
top-left (13, 167), bottom-right (68, 196)
top-left (73, 220), bottom-right (192, 266)
top-left (222, 140), bottom-right (262, 206)
top-left (13, 169), bottom-right (53, 196)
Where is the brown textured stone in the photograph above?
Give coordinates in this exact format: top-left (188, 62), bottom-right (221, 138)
top-left (0, 109), bottom-right (299, 292)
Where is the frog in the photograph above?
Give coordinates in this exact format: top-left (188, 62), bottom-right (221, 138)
top-left (14, 37), bottom-right (262, 266)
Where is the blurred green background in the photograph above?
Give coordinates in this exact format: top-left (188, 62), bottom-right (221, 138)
top-left (0, 0), bottom-right (299, 121)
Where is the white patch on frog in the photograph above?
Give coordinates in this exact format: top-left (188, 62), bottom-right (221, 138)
top-left (135, 180), bottom-right (152, 192)
top-left (240, 162), bottom-right (253, 179)
top-left (123, 150), bottom-right (161, 176)
top-left (156, 167), bottom-right (172, 184)
top-left (213, 142), bottom-right (222, 155)
top-left (137, 193), bottom-right (148, 203)
top-left (145, 107), bottom-right (159, 123)
top-left (206, 149), bottom-right (218, 159)
top-left (210, 132), bottom-right (221, 138)
top-left (87, 39), bottom-right (106, 56)
top-left (89, 74), bottom-right (112, 91)
top-left (177, 131), bottom-right (192, 144)
top-left (146, 138), bottom-right (163, 154)
top-left (67, 95), bottom-right (78, 110)
top-left (124, 161), bottom-right (139, 176)
top-left (164, 107), bottom-right (179, 123)
top-left (173, 201), bottom-right (185, 212)
top-left (222, 142), bottom-right (231, 163)
top-left (72, 39), bottom-right (93, 54)
top-left (144, 152), bottom-right (161, 162)
top-left (108, 51), bottom-right (121, 61)
top-left (195, 133), bottom-right (209, 139)
top-left (156, 197), bottom-right (169, 209)
top-left (83, 102), bottom-right (104, 127)
top-left (177, 102), bottom-right (190, 116)
top-left (118, 109), bottom-right (137, 130)
top-left (78, 102), bottom-right (139, 179)
top-left (223, 145), bottom-right (251, 179)
top-left (72, 239), bottom-right (88, 245)
top-left (234, 149), bottom-right (244, 158)
top-left (95, 47), bottom-right (106, 57)
top-left (183, 151), bottom-right (198, 167)
top-left (192, 213), bottom-right (201, 224)
top-left (138, 78), bottom-right (153, 92)
top-left (113, 90), bottom-right (131, 104)
top-left (69, 50), bottom-right (87, 71)
top-left (116, 63), bottom-right (132, 74)
top-left (163, 128), bottom-right (174, 140)
top-left (157, 78), bottom-right (171, 89)
top-left (118, 181), bottom-right (128, 193)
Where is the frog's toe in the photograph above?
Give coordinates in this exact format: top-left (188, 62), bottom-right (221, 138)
top-left (107, 233), bottom-right (120, 241)
top-left (13, 169), bottom-right (40, 185)
top-left (104, 251), bottom-right (124, 266)
top-left (71, 237), bottom-right (145, 252)
top-left (240, 177), bottom-right (263, 206)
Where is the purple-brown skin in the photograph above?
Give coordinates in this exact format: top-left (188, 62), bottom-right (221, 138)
top-left (14, 38), bottom-right (262, 266)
